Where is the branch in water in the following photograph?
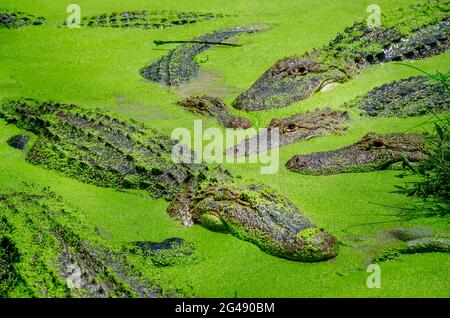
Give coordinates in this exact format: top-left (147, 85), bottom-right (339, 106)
top-left (153, 40), bottom-right (242, 47)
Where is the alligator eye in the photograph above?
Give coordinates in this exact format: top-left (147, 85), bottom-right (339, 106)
top-left (287, 123), bottom-right (296, 131)
top-left (372, 140), bottom-right (384, 148)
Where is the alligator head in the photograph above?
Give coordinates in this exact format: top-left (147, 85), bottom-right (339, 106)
top-left (286, 132), bottom-right (428, 175)
top-left (227, 108), bottom-right (349, 157)
top-left (178, 95), bottom-right (252, 129)
top-left (168, 169), bottom-right (339, 262)
top-left (232, 54), bottom-right (349, 111)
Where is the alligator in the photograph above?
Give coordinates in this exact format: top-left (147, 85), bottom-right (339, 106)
top-left (0, 11), bottom-right (45, 28)
top-left (375, 237), bottom-right (450, 261)
top-left (0, 188), bottom-right (186, 297)
top-left (227, 108), bottom-right (349, 157)
top-left (76, 10), bottom-right (224, 29)
top-left (233, 0), bottom-right (450, 111)
top-left (375, 226), bottom-right (450, 262)
top-left (344, 75), bottom-right (450, 117)
top-left (177, 95), bottom-right (252, 129)
top-left (141, 24), bottom-right (266, 86)
top-left (0, 98), bottom-right (339, 262)
top-left (286, 132), bottom-right (429, 175)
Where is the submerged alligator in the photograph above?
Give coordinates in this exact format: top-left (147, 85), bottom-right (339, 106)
top-left (227, 108), bottom-right (349, 157)
top-left (286, 132), bottom-right (429, 175)
top-left (131, 237), bottom-right (199, 267)
top-left (0, 188), bottom-right (185, 297)
top-left (0, 11), bottom-right (45, 28)
top-left (141, 24), bottom-right (265, 86)
top-left (233, 0), bottom-right (450, 111)
top-left (178, 95), bottom-right (252, 129)
top-left (375, 227), bottom-right (450, 262)
top-left (0, 98), bottom-right (339, 262)
top-left (77, 10), bottom-right (224, 29)
top-left (344, 75), bottom-right (450, 117)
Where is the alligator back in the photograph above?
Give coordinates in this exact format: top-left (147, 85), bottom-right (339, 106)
top-left (0, 98), bottom-right (198, 199)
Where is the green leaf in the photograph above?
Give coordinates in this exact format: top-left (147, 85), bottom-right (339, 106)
top-left (435, 122), bottom-right (445, 141)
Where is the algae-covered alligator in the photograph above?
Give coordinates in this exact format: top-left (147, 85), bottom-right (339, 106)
top-left (0, 98), bottom-right (339, 262)
top-left (141, 24), bottom-right (265, 86)
top-left (227, 108), bottom-right (349, 157)
top-left (0, 188), bottom-right (186, 297)
top-left (0, 98), bottom-right (195, 200)
top-left (76, 10), bottom-right (224, 29)
top-left (287, 132), bottom-right (429, 175)
top-left (178, 95), bottom-right (252, 129)
top-left (374, 226), bottom-right (450, 262)
top-left (344, 75), bottom-right (450, 117)
top-left (168, 170), bottom-right (338, 261)
top-left (0, 11), bottom-right (45, 28)
top-left (233, 0), bottom-right (450, 111)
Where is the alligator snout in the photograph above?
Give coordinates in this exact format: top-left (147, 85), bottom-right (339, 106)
top-left (289, 227), bottom-right (340, 262)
